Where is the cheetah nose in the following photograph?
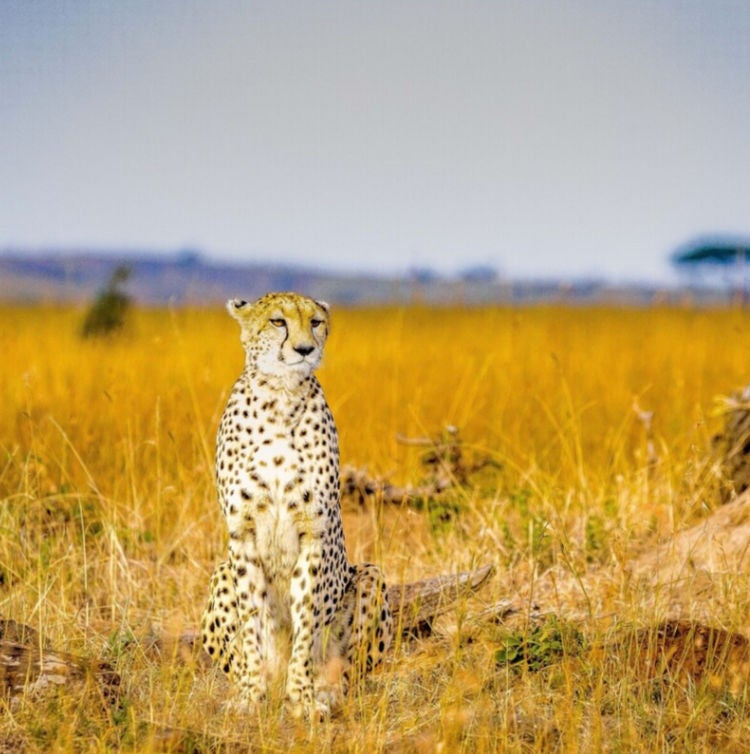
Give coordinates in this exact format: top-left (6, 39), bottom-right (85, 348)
top-left (294, 345), bottom-right (315, 357)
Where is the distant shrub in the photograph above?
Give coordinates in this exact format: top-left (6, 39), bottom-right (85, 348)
top-left (81, 265), bottom-right (133, 338)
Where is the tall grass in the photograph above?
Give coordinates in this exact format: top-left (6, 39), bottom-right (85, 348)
top-left (2, 303), bottom-right (750, 751)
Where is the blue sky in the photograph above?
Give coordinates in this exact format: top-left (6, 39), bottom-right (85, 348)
top-left (1, 1), bottom-right (749, 282)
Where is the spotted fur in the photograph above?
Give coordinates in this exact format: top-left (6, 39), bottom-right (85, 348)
top-left (201, 292), bottom-right (392, 717)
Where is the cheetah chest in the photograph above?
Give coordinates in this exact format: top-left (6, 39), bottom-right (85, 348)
top-left (217, 387), bottom-right (335, 584)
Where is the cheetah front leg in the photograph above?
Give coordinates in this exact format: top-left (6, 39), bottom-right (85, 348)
top-left (285, 541), bottom-right (322, 716)
top-left (201, 560), bottom-right (239, 673)
top-left (227, 537), bottom-right (270, 708)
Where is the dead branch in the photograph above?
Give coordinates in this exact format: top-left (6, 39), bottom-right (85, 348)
top-left (340, 465), bottom-right (455, 505)
top-left (342, 426), bottom-right (500, 505)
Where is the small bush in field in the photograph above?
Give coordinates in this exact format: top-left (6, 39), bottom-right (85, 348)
top-left (495, 616), bottom-right (585, 672)
top-left (81, 265), bottom-right (132, 338)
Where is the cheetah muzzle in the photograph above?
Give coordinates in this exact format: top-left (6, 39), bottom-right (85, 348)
top-left (201, 292), bottom-right (393, 717)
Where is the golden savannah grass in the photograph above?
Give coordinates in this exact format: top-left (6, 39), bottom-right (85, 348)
top-left (3, 302), bottom-right (750, 751)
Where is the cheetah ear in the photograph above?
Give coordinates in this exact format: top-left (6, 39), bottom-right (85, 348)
top-left (315, 299), bottom-right (330, 313)
top-left (226, 298), bottom-right (250, 319)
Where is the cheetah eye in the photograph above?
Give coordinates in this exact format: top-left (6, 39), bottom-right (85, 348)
top-left (270, 318), bottom-right (286, 328)
top-left (310, 319), bottom-right (323, 329)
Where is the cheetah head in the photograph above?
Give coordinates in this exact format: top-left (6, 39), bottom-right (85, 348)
top-left (227, 292), bottom-right (330, 380)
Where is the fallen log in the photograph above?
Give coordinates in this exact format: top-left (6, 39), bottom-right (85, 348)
top-left (0, 638), bottom-right (120, 705)
top-left (388, 564), bottom-right (495, 637)
top-left (480, 486), bottom-right (750, 693)
top-left (625, 492), bottom-right (750, 587)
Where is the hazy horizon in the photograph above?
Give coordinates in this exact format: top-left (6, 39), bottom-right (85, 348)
top-left (2, 2), bottom-right (749, 284)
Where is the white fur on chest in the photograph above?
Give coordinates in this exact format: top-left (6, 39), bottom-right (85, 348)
top-left (254, 513), bottom-right (299, 593)
top-left (251, 432), bottom-right (300, 492)
top-left (218, 377), bottom-right (323, 582)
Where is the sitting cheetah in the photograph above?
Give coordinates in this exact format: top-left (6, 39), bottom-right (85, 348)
top-left (201, 292), bottom-right (393, 716)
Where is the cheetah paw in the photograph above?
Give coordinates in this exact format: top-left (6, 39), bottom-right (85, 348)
top-left (220, 693), bottom-right (265, 717)
top-left (284, 693), bottom-right (332, 721)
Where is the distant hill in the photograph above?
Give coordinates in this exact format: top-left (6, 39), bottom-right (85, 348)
top-left (0, 248), bottom-right (722, 306)
top-left (0, 250), bottom-right (408, 305)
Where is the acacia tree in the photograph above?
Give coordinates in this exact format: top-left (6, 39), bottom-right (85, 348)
top-left (672, 240), bottom-right (750, 298)
top-left (672, 243), bottom-right (749, 268)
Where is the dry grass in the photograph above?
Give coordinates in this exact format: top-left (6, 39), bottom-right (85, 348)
top-left (3, 302), bottom-right (750, 751)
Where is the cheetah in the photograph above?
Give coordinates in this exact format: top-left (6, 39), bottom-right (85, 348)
top-left (201, 292), bottom-right (393, 717)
